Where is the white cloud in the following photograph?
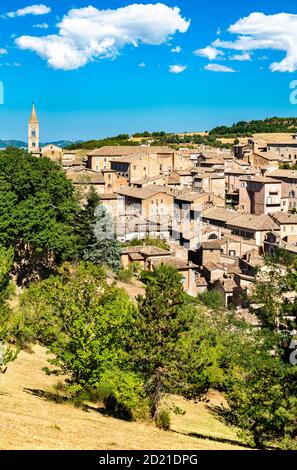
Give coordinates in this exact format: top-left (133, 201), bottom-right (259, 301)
top-left (171, 45), bottom-right (181, 53)
top-left (138, 62), bottom-right (146, 67)
top-left (200, 12), bottom-right (297, 72)
top-left (169, 64), bottom-right (187, 73)
top-left (6, 4), bottom-right (51, 18)
top-left (229, 52), bottom-right (251, 61)
top-left (204, 63), bottom-right (236, 73)
top-left (194, 45), bottom-right (223, 60)
top-left (15, 4), bottom-right (190, 71)
top-left (0, 62), bottom-right (22, 67)
top-left (0, 48), bottom-right (8, 55)
top-left (33, 22), bottom-right (49, 29)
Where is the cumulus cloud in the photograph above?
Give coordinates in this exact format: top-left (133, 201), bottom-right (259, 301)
top-left (138, 62), bottom-right (146, 67)
top-left (5, 4), bottom-right (51, 18)
top-left (171, 45), bottom-right (181, 53)
top-left (229, 52), bottom-right (251, 61)
top-left (169, 64), bottom-right (187, 73)
top-left (204, 63), bottom-right (236, 72)
top-left (33, 22), bottom-right (49, 29)
top-left (15, 3), bottom-right (190, 70)
top-left (0, 48), bottom-right (8, 55)
top-left (198, 12), bottom-right (297, 72)
top-left (194, 45), bottom-right (223, 60)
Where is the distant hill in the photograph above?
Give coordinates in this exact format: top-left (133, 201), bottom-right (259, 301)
top-left (0, 140), bottom-right (27, 149)
top-left (42, 140), bottom-right (84, 148)
top-left (209, 117), bottom-right (297, 137)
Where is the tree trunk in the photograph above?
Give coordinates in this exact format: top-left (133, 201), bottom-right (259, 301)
top-left (150, 367), bottom-right (164, 419)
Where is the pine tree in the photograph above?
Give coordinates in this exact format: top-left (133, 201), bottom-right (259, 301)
top-left (132, 265), bottom-right (195, 418)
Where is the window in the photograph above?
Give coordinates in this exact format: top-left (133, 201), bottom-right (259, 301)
top-left (95, 165), bottom-right (99, 172)
top-left (31, 130), bottom-right (36, 137)
top-left (229, 250), bottom-right (236, 257)
top-left (32, 142), bottom-right (36, 147)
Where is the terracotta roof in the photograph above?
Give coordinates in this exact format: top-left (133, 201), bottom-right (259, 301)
top-left (269, 170), bottom-right (297, 180)
top-left (129, 252), bottom-right (145, 261)
top-left (225, 167), bottom-right (257, 175)
top-left (133, 175), bottom-right (165, 185)
top-left (201, 240), bottom-right (224, 250)
top-left (227, 214), bottom-right (279, 231)
top-left (117, 185), bottom-right (169, 200)
top-left (253, 151), bottom-right (287, 161)
top-left (88, 146), bottom-right (174, 157)
top-left (271, 212), bottom-right (297, 224)
top-left (175, 191), bottom-right (206, 203)
top-left (152, 257), bottom-right (198, 270)
top-left (196, 275), bottom-right (208, 286)
top-left (216, 277), bottom-right (237, 292)
top-left (100, 193), bottom-right (118, 200)
top-left (202, 207), bottom-right (239, 223)
top-left (67, 169), bottom-right (105, 184)
top-left (240, 176), bottom-right (281, 184)
top-left (203, 261), bottom-right (224, 272)
top-left (121, 246), bottom-right (171, 256)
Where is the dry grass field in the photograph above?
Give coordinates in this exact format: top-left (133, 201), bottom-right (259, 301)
top-left (218, 132), bottom-right (294, 145)
top-left (0, 345), bottom-right (247, 450)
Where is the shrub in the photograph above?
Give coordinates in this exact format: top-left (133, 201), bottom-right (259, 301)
top-left (117, 268), bottom-right (133, 283)
top-left (155, 410), bottom-right (171, 431)
top-left (95, 368), bottom-right (149, 421)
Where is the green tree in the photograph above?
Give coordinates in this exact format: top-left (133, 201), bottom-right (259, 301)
top-left (0, 247), bottom-right (17, 373)
top-left (133, 265), bottom-right (216, 418)
top-left (74, 187), bottom-right (101, 256)
top-left (224, 334), bottom-right (297, 449)
top-left (20, 262), bottom-right (136, 391)
top-left (0, 151), bottom-right (79, 285)
top-left (83, 204), bottom-right (121, 271)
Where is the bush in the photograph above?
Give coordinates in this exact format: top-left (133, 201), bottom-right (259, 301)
top-left (117, 268), bottom-right (133, 283)
top-left (155, 410), bottom-right (171, 431)
top-left (198, 290), bottom-right (224, 310)
top-left (95, 368), bottom-right (149, 421)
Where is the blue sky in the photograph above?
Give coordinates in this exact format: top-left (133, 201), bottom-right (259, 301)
top-left (0, 0), bottom-right (297, 141)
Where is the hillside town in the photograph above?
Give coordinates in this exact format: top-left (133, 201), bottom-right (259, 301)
top-left (28, 104), bottom-right (297, 307)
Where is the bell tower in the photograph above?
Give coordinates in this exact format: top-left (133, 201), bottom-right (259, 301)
top-left (28, 103), bottom-right (40, 154)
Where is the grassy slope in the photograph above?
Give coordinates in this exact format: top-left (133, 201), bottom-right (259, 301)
top-left (0, 345), bottom-right (246, 450)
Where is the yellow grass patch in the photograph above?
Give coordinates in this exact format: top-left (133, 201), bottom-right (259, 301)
top-left (0, 345), bottom-right (246, 450)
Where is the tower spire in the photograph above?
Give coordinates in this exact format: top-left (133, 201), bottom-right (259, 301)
top-left (28, 103), bottom-right (40, 154)
top-left (29, 103), bottom-right (39, 123)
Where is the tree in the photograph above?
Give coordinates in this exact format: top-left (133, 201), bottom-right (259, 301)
top-left (20, 262), bottom-right (136, 390)
top-left (0, 151), bottom-right (79, 285)
top-left (74, 187), bottom-right (101, 256)
top-left (132, 264), bottom-right (216, 419)
top-left (0, 247), bottom-right (17, 373)
top-left (251, 257), bottom-right (288, 331)
top-left (82, 203), bottom-right (121, 271)
top-left (224, 332), bottom-right (297, 449)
